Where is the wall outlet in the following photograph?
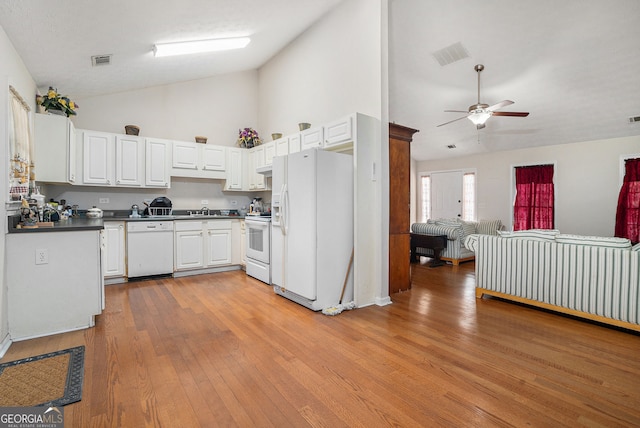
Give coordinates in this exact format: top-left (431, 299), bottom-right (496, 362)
top-left (201, 200), bottom-right (209, 206)
top-left (99, 198), bottom-right (109, 204)
top-left (35, 248), bottom-right (48, 265)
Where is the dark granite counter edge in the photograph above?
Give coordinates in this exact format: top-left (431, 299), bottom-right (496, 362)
top-left (8, 215), bottom-right (104, 233)
top-left (8, 214), bottom-right (252, 233)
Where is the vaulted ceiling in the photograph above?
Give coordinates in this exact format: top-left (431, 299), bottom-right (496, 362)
top-left (1, 0), bottom-right (639, 161)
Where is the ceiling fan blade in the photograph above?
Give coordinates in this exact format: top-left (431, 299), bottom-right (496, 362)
top-left (487, 100), bottom-right (514, 111)
top-left (444, 110), bottom-right (469, 113)
top-left (436, 115), bottom-right (468, 127)
top-left (491, 111), bottom-right (530, 117)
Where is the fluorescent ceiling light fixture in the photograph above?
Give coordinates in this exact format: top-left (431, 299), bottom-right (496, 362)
top-left (467, 109), bottom-right (491, 126)
top-left (153, 37), bottom-right (251, 57)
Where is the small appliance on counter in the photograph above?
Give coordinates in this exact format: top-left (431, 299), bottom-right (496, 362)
top-left (144, 196), bottom-right (172, 217)
top-left (130, 204), bottom-right (141, 218)
top-left (86, 206), bottom-right (103, 218)
top-left (248, 197), bottom-right (266, 216)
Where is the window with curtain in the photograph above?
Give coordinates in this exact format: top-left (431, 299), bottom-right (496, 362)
top-left (8, 85), bottom-right (33, 199)
top-left (513, 164), bottom-right (554, 231)
top-left (615, 157), bottom-right (640, 244)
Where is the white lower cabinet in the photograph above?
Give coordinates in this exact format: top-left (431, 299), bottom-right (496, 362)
top-left (103, 222), bottom-right (126, 278)
top-left (174, 220), bottom-right (233, 271)
top-left (206, 220), bottom-right (232, 266)
top-left (175, 221), bottom-right (205, 271)
top-left (240, 220), bottom-right (246, 266)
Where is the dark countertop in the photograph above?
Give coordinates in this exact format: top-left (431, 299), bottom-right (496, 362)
top-left (8, 216), bottom-right (105, 233)
top-left (7, 213), bottom-right (249, 233)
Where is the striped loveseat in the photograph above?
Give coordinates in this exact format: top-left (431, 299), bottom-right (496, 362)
top-left (411, 219), bottom-right (502, 265)
top-left (466, 232), bottom-right (640, 331)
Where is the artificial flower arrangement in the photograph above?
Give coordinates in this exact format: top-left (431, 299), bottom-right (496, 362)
top-left (237, 127), bottom-right (262, 148)
top-left (39, 87), bottom-right (78, 117)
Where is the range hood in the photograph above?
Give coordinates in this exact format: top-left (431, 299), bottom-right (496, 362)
top-left (256, 165), bottom-right (272, 177)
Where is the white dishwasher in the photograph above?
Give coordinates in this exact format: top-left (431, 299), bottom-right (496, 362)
top-left (127, 221), bottom-right (174, 278)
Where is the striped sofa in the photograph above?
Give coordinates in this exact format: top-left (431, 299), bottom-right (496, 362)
top-left (411, 219), bottom-right (502, 265)
top-left (467, 232), bottom-right (640, 331)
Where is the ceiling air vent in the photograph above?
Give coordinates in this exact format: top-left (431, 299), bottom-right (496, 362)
top-left (629, 116), bottom-right (640, 123)
top-left (432, 42), bottom-right (469, 67)
top-left (91, 54), bottom-right (112, 67)
top-left (447, 144), bottom-right (456, 149)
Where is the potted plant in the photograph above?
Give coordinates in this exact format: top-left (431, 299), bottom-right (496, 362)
top-left (38, 87), bottom-right (78, 117)
top-left (237, 127), bottom-right (262, 148)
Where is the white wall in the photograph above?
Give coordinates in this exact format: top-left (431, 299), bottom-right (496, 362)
top-left (415, 135), bottom-right (640, 237)
top-left (72, 69), bottom-right (258, 145)
top-left (257, 0), bottom-right (383, 136)
top-left (1, 23), bottom-right (38, 354)
top-left (257, 0), bottom-right (387, 307)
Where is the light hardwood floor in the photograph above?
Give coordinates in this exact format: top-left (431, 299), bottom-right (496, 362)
top-left (2, 261), bottom-right (640, 427)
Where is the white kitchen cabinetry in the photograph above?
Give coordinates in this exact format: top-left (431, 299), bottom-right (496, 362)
top-left (231, 220), bottom-right (243, 266)
top-left (82, 130), bottom-right (114, 185)
top-left (174, 221), bottom-right (205, 271)
top-left (300, 126), bottom-right (324, 150)
top-left (275, 137), bottom-right (289, 157)
top-left (247, 146), bottom-right (267, 190)
top-left (206, 220), bottom-right (232, 266)
top-left (7, 230), bottom-right (103, 340)
top-left (172, 140), bottom-right (198, 171)
top-left (289, 134), bottom-right (301, 154)
top-left (240, 220), bottom-right (246, 267)
top-left (172, 141), bottom-right (226, 179)
top-left (225, 147), bottom-right (244, 190)
top-left (263, 141), bottom-right (276, 166)
top-left (175, 220), bottom-right (234, 271)
top-left (145, 138), bottom-right (171, 188)
top-left (103, 221), bottom-right (126, 279)
top-left (323, 115), bottom-right (354, 149)
top-left (34, 113), bottom-right (77, 184)
top-left (115, 135), bottom-right (144, 186)
top-left (203, 145), bottom-right (226, 171)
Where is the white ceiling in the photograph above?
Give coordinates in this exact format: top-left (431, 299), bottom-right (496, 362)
top-left (1, 0), bottom-right (639, 161)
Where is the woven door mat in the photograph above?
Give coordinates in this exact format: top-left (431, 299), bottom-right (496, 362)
top-left (0, 345), bottom-right (85, 407)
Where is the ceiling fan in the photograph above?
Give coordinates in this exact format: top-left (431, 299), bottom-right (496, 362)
top-left (437, 64), bottom-right (529, 129)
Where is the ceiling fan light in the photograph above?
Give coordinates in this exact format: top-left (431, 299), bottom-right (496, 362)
top-left (467, 110), bottom-right (491, 126)
top-left (153, 37), bottom-right (251, 57)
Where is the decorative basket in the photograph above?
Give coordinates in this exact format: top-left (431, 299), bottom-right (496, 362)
top-left (272, 133), bottom-right (283, 140)
top-left (195, 136), bottom-right (207, 144)
top-left (125, 125), bottom-right (140, 135)
top-left (298, 123), bottom-right (311, 131)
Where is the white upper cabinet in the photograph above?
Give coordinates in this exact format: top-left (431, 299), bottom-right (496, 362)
top-left (301, 126), bottom-right (324, 150)
top-left (275, 137), bottom-right (289, 157)
top-left (202, 145), bottom-right (226, 171)
top-left (323, 115), bottom-right (353, 149)
top-left (171, 141), bottom-right (226, 179)
top-left (172, 141), bottom-right (198, 171)
top-left (83, 130), bottom-right (114, 185)
top-left (115, 135), bottom-right (144, 187)
top-left (253, 146), bottom-right (266, 189)
top-left (145, 138), bottom-right (171, 188)
top-left (289, 134), bottom-right (301, 154)
top-left (34, 113), bottom-right (77, 184)
top-left (263, 141), bottom-right (276, 166)
top-left (225, 148), bottom-right (244, 191)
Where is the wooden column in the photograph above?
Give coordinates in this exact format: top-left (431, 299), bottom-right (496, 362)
top-left (389, 123), bottom-right (419, 294)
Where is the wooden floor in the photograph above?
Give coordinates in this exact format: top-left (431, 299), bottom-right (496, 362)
top-left (3, 261), bottom-right (640, 427)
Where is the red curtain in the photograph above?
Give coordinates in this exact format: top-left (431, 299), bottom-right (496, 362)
top-left (513, 164), bottom-right (554, 231)
top-left (615, 158), bottom-right (640, 244)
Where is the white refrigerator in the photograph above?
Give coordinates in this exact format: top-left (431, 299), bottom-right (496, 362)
top-left (271, 148), bottom-right (354, 311)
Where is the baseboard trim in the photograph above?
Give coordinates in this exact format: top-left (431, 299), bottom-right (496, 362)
top-left (375, 296), bottom-right (393, 306)
top-left (0, 334), bottom-right (12, 358)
